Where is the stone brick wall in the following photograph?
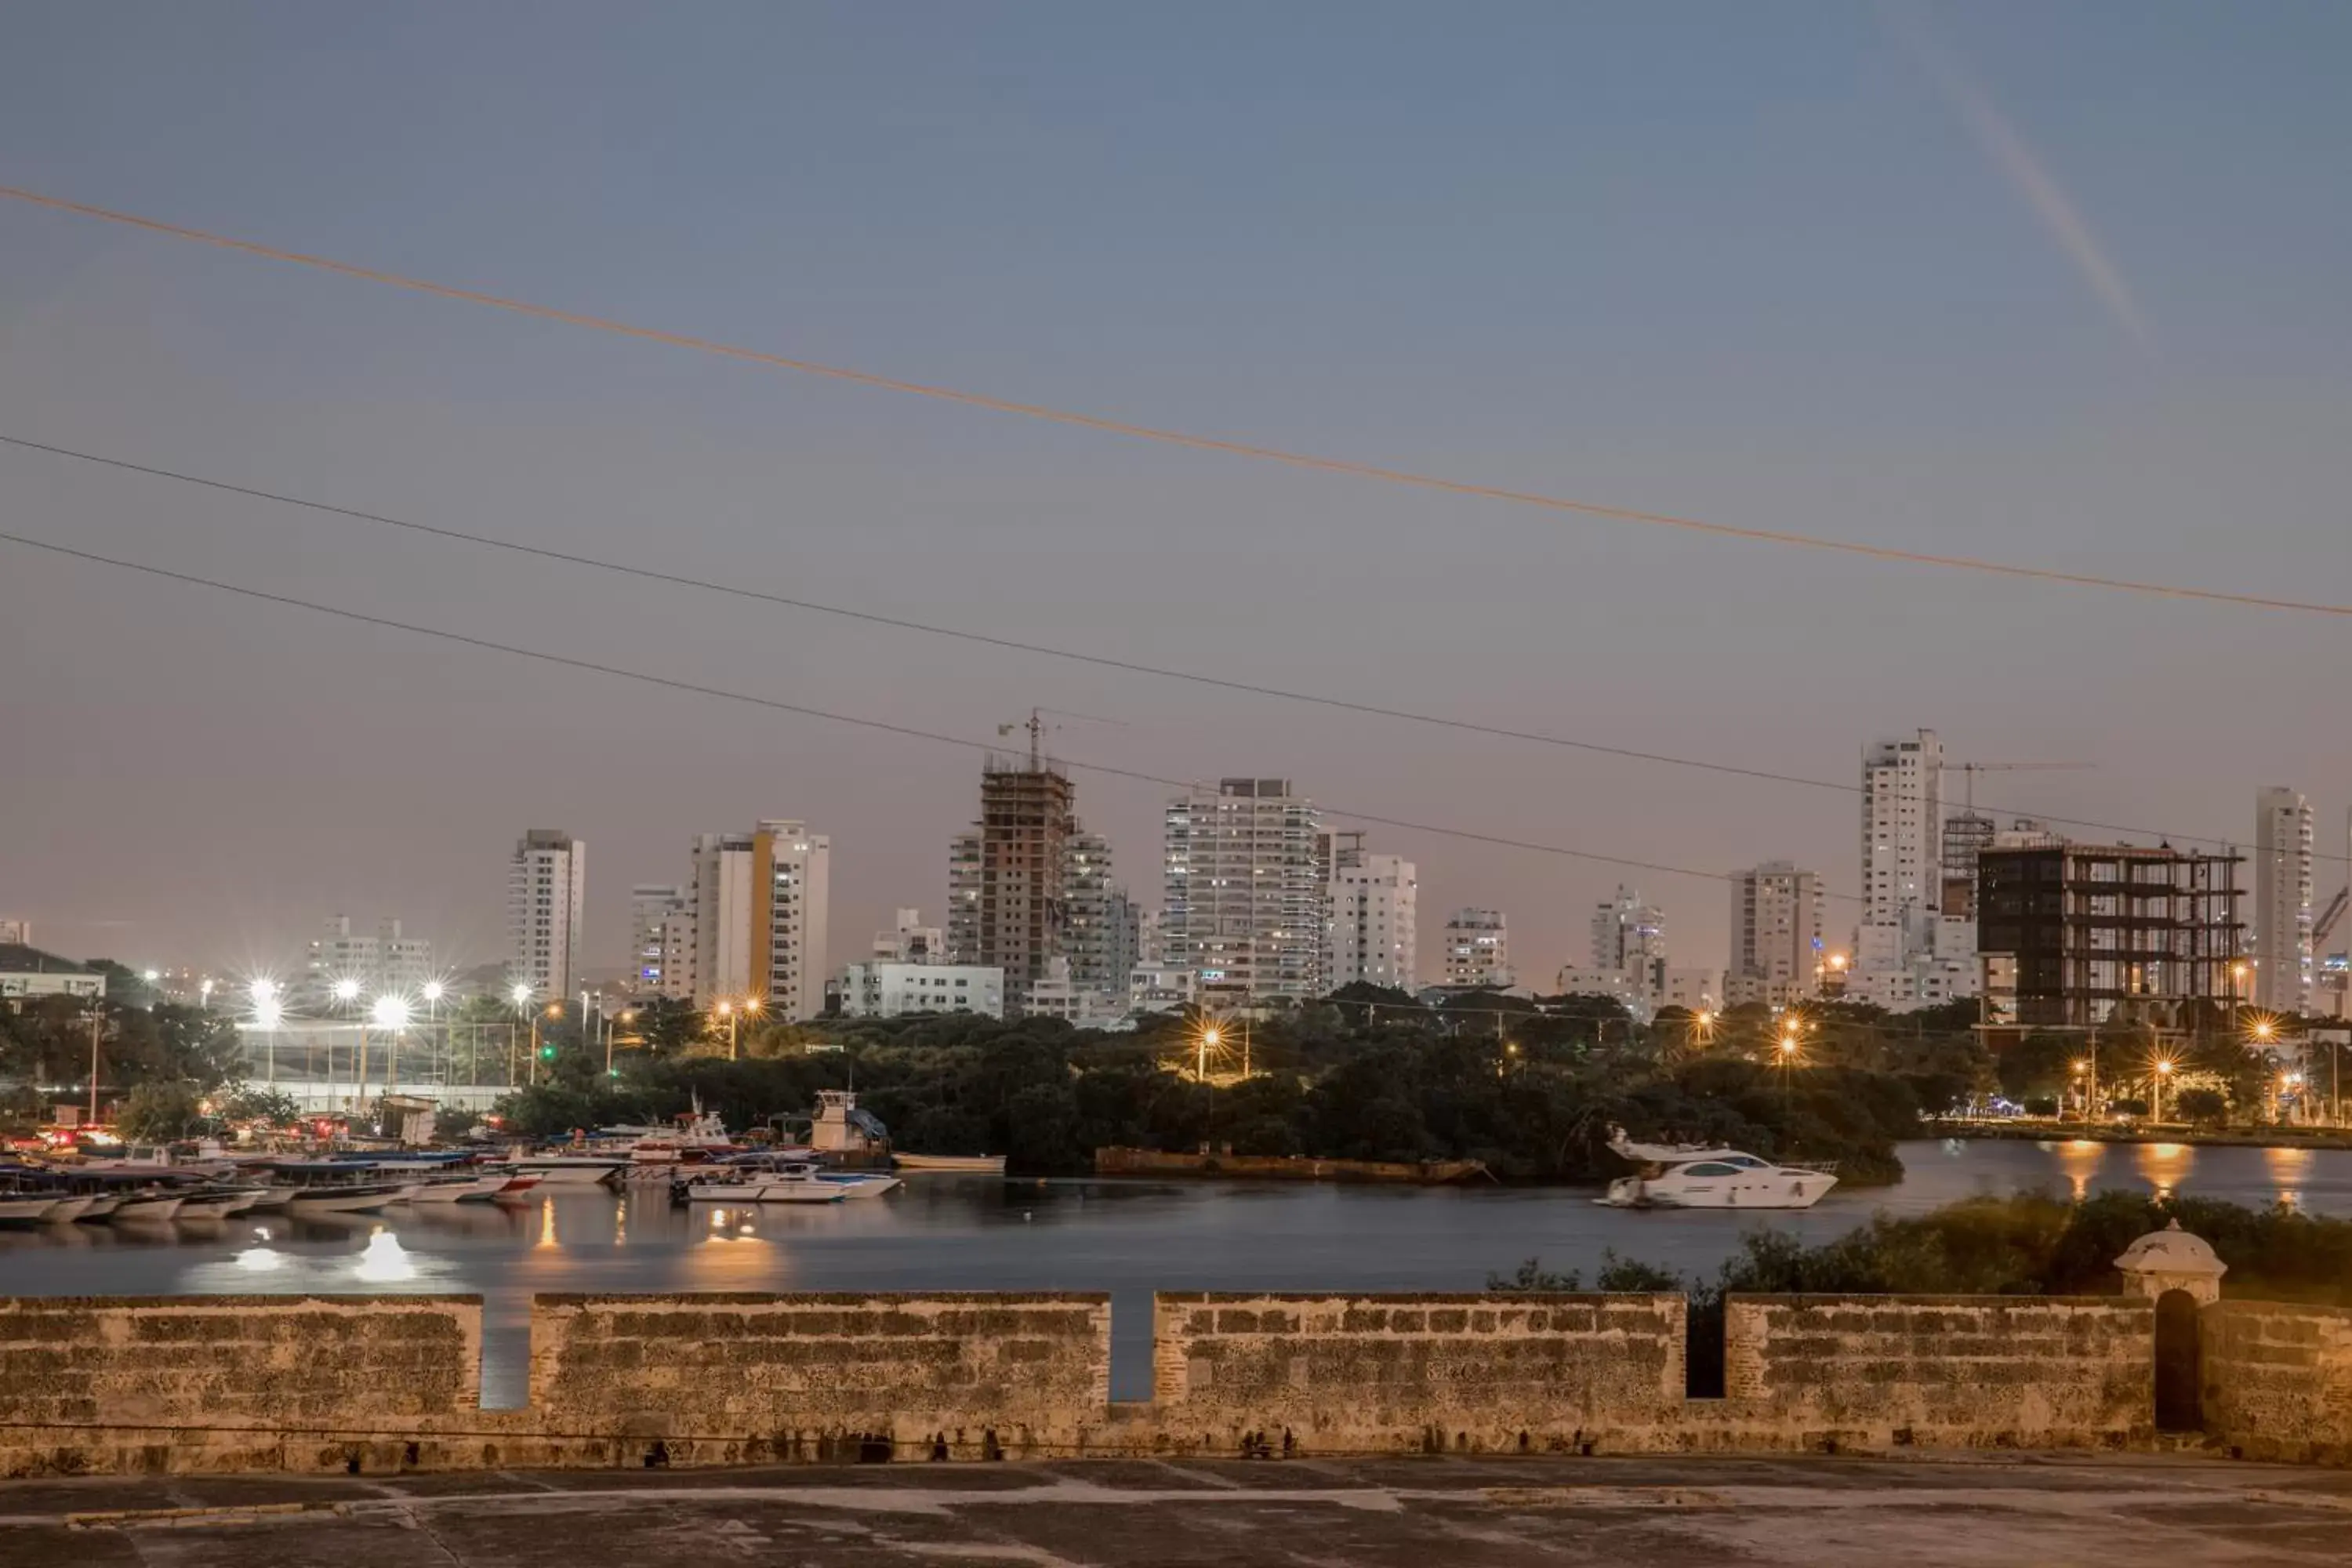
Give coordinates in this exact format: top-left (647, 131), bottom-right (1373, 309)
top-left (2201, 1301), bottom-right (2352, 1465)
top-left (0, 1294), bottom-right (484, 1476)
top-left (1713, 1294), bottom-right (2153, 1453)
top-left (528, 1293), bottom-right (1110, 1462)
top-left (1139, 1292), bottom-right (1686, 1457)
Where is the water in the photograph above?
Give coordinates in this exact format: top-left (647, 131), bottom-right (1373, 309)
top-left (5, 1138), bottom-right (2346, 1402)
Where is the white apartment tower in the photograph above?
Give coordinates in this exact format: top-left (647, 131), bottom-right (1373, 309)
top-left (1591, 885), bottom-right (1668, 991)
top-left (1727, 861), bottom-right (1821, 1008)
top-left (687, 822), bottom-right (829, 1020)
top-left (509, 829), bottom-right (586, 1002)
top-left (303, 914), bottom-right (433, 1005)
top-left (628, 884), bottom-right (691, 1000)
top-left (1330, 851), bottom-right (1418, 991)
top-left (1859, 730), bottom-right (1944, 953)
top-left (1441, 909), bottom-right (1512, 989)
top-left (1163, 778), bottom-right (1327, 1001)
top-left (2254, 786), bottom-right (2314, 1014)
top-left (872, 908), bottom-right (947, 965)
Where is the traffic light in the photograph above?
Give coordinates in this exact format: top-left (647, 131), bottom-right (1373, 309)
top-left (539, 1044), bottom-right (557, 1061)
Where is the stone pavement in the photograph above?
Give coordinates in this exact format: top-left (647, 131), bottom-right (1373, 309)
top-left (2, 1453), bottom-right (2349, 1566)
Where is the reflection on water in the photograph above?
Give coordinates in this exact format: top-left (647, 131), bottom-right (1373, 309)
top-left (2049, 1139), bottom-right (2105, 1201)
top-left (2136, 1142), bottom-right (2194, 1200)
top-left (2265, 1145), bottom-right (2313, 1210)
top-left (354, 1227), bottom-right (416, 1283)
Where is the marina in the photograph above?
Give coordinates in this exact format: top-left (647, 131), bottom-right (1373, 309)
top-left (2, 1137), bottom-right (2346, 1403)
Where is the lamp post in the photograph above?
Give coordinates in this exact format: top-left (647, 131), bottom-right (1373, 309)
top-left (1197, 1024), bottom-right (1222, 1148)
top-left (2153, 1058), bottom-right (2175, 1124)
top-left (717, 996), bottom-right (761, 1061)
top-left (423, 981), bottom-right (444, 1086)
top-left (509, 983), bottom-right (532, 1088)
top-left (249, 978), bottom-right (280, 1087)
top-left (371, 995), bottom-right (412, 1112)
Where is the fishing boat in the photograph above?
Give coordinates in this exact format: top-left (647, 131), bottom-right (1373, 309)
top-left (1595, 1132), bottom-right (1838, 1210)
top-left (108, 1189), bottom-right (187, 1222)
top-left (169, 1185), bottom-right (267, 1220)
top-left (892, 1152), bottom-right (1008, 1175)
top-left (0, 1178), bottom-right (57, 1225)
top-left (271, 1163), bottom-right (416, 1215)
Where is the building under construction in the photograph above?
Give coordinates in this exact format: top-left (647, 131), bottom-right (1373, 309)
top-left (1976, 843), bottom-right (2245, 1031)
top-left (946, 753), bottom-right (1076, 994)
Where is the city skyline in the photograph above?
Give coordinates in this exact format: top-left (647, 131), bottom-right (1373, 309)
top-left (2, 7), bottom-right (2348, 985)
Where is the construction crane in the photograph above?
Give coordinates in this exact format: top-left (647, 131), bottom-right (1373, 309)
top-left (1947, 760), bottom-right (2096, 814)
top-left (2318, 886), bottom-right (2349, 953)
top-left (994, 706), bottom-right (1126, 770)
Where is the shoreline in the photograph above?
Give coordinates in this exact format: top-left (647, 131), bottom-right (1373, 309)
top-left (1925, 1121), bottom-right (2352, 1152)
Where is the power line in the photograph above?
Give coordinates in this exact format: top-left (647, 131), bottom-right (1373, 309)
top-left (2, 181), bottom-right (2344, 620)
top-left (0, 528), bottom-right (1852, 901)
top-left (6, 429), bottom-right (2325, 866)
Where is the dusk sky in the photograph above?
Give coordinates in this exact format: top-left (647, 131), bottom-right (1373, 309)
top-left (3, 2), bottom-right (2347, 984)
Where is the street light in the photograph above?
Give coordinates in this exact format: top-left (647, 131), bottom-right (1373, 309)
top-left (250, 978), bottom-right (282, 1086)
top-left (2153, 1057), bottom-right (2176, 1123)
top-left (371, 995), bottom-right (412, 1105)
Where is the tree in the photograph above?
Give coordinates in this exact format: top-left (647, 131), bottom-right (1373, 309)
top-left (2175, 1087), bottom-right (2229, 1127)
top-left (116, 1080), bottom-right (207, 1142)
top-left (1998, 1034), bottom-right (2078, 1104)
top-left (218, 1083), bottom-right (300, 1125)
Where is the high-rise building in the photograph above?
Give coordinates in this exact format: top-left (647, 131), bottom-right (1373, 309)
top-left (751, 821), bottom-right (829, 1022)
top-left (2254, 786), bottom-right (2314, 1014)
top-left (682, 822), bottom-right (828, 1020)
top-left (0, 920), bottom-right (28, 946)
top-left (1330, 851), bottom-right (1417, 991)
top-left (1726, 862), bottom-right (1821, 1008)
top-left (1977, 843), bottom-right (2245, 1029)
top-left (302, 914), bottom-right (434, 1005)
top-left (1856, 729), bottom-right (1943, 965)
top-left (1440, 909), bottom-right (1512, 989)
top-left (1590, 884), bottom-right (1667, 992)
top-left (1940, 811), bottom-right (1997, 916)
top-left (509, 829), bottom-right (586, 1003)
top-left (629, 884), bottom-right (691, 1000)
top-left (946, 759), bottom-right (1077, 993)
top-left (1065, 830), bottom-right (1133, 994)
top-left (1163, 778), bottom-right (1327, 1002)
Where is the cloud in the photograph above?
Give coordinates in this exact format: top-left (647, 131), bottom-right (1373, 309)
top-left (1886, 3), bottom-right (2155, 354)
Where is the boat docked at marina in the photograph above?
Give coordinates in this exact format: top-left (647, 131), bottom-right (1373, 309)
top-left (268, 1163), bottom-right (419, 1214)
top-left (672, 1156), bottom-right (849, 1205)
top-left (1595, 1132), bottom-right (1838, 1210)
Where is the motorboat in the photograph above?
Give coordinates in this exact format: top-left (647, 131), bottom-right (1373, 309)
top-left (614, 1111), bottom-right (737, 1170)
top-left (508, 1152), bottom-right (630, 1186)
top-left (170, 1185), bottom-right (267, 1220)
top-left (673, 1157), bottom-right (846, 1205)
top-left (1596, 1133), bottom-right (1838, 1210)
top-left (411, 1171), bottom-right (535, 1204)
top-left (892, 1152), bottom-right (1008, 1175)
top-left (818, 1171), bottom-right (902, 1200)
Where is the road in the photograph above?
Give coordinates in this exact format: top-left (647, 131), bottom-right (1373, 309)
top-left (4, 1454), bottom-right (2349, 1565)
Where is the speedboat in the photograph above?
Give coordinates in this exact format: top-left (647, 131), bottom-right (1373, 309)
top-left (411, 1171), bottom-right (532, 1204)
top-left (674, 1157), bottom-right (846, 1205)
top-left (508, 1151), bottom-right (630, 1186)
top-left (1596, 1133), bottom-right (1838, 1210)
top-left (0, 1181), bottom-right (57, 1225)
top-left (818, 1171), bottom-right (902, 1200)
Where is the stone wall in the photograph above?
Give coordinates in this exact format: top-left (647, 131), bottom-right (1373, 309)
top-left (1711, 1294), bottom-right (2154, 1453)
top-left (528, 1293), bottom-right (1110, 1464)
top-left (2201, 1301), bottom-right (2352, 1465)
top-left (1138, 1292), bottom-right (1686, 1456)
top-left (0, 1294), bottom-right (483, 1475)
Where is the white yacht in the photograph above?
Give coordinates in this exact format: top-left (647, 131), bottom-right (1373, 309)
top-left (675, 1157), bottom-right (848, 1205)
top-left (1596, 1134), bottom-right (1838, 1210)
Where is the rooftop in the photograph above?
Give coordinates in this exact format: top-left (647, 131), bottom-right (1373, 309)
top-left (0, 944), bottom-right (89, 975)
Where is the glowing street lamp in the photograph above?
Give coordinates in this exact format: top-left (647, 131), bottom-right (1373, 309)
top-left (249, 978), bottom-right (283, 1086)
top-left (2153, 1057), bottom-right (2176, 1123)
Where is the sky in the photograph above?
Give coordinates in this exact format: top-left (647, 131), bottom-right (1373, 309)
top-left (2, 2), bottom-right (2348, 987)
